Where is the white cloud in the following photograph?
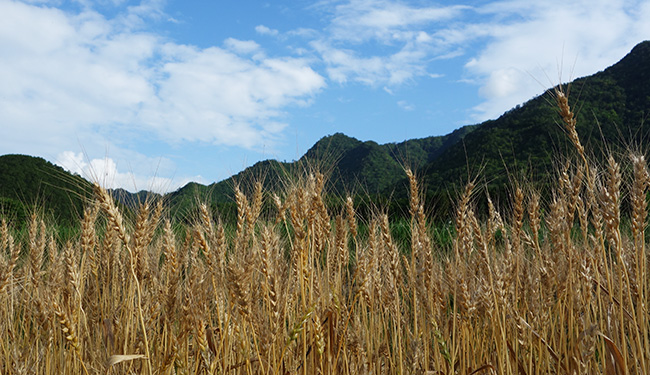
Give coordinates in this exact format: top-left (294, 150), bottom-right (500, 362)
top-left (397, 100), bottom-right (414, 111)
top-left (311, 40), bottom-right (425, 86)
top-left (309, 0), bottom-right (649, 122)
top-left (0, 1), bottom-right (155, 155)
top-left (309, 1), bottom-right (469, 87)
top-left (255, 24), bottom-right (279, 36)
top-left (328, 0), bottom-right (468, 43)
top-left (0, 0), bottom-right (325, 190)
top-left (460, 0), bottom-right (650, 121)
top-left (140, 47), bottom-right (324, 148)
top-left (56, 151), bottom-right (205, 193)
top-left (224, 38), bottom-right (262, 55)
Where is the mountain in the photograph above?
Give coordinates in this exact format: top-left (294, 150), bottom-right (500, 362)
top-left (0, 154), bottom-right (92, 225)
top-left (301, 126), bottom-right (477, 194)
top-left (165, 125), bottom-right (478, 217)
top-left (421, 40), bottom-right (650, 194)
top-left (110, 188), bottom-right (162, 208)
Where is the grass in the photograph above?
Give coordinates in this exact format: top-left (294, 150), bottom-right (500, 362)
top-left (1, 90), bottom-right (649, 374)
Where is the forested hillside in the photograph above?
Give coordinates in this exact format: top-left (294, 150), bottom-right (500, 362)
top-left (0, 154), bottom-right (91, 225)
top-left (421, 40), bottom-right (650, 195)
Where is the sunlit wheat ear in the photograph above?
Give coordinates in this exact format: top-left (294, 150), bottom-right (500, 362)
top-left (0, 258), bottom-right (8, 295)
top-left (80, 204), bottom-right (98, 279)
top-left (366, 219), bottom-right (380, 305)
top-left (0, 218), bottom-right (8, 254)
top-left (234, 184), bottom-right (249, 248)
top-left (133, 199), bottom-right (160, 282)
top-left (272, 193), bottom-right (286, 223)
top-left (162, 219), bottom-right (179, 316)
top-left (345, 196), bottom-right (357, 238)
top-left (406, 168), bottom-right (419, 217)
top-left (93, 183), bottom-right (129, 245)
top-left (260, 225), bottom-right (280, 333)
top-left (227, 260), bottom-right (252, 320)
top-left (380, 213), bottom-right (401, 297)
top-left (406, 168), bottom-right (424, 266)
top-left (510, 186), bottom-right (524, 252)
top-left (630, 153), bottom-right (649, 309)
top-left (63, 241), bottom-right (81, 307)
top-left (554, 86), bottom-right (585, 159)
top-left (28, 214), bottom-right (46, 289)
top-left (194, 226), bottom-right (211, 270)
top-left (630, 153), bottom-right (649, 246)
top-left (197, 202), bottom-right (222, 275)
top-left (0, 220), bottom-right (12, 293)
top-left (198, 201), bottom-right (213, 233)
top-left (454, 181), bottom-right (475, 259)
top-left (53, 301), bottom-right (81, 357)
top-left (526, 189), bottom-right (541, 253)
top-left (601, 155), bottom-right (622, 252)
top-left (332, 214), bottom-right (348, 277)
top-left (247, 181), bottom-right (263, 230)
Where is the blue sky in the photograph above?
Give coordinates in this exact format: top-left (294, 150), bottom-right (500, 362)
top-left (1, 0), bottom-right (648, 192)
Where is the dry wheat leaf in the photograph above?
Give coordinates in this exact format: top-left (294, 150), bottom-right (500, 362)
top-left (599, 333), bottom-right (626, 375)
top-left (107, 354), bottom-right (147, 367)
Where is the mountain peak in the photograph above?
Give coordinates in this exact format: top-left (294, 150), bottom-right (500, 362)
top-left (604, 40), bottom-right (650, 76)
top-left (302, 133), bottom-right (362, 161)
top-left (628, 40), bottom-right (650, 56)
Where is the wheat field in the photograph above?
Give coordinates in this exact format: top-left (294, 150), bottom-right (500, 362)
top-left (1, 90), bottom-right (649, 374)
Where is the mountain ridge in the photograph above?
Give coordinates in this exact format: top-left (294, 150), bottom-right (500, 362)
top-left (1, 41), bottom-right (649, 222)
top-left (420, 40), bottom-right (650, 194)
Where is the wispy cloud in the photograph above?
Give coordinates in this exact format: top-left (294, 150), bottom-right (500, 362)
top-left (224, 38), bottom-right (262, 55)
top-left (326, 0), bottom-right (468, 43)
top-left (397, 100), bottom-right (415, 111)
top-left (454, 0), bottom-right (650, 121)
top-left (307, 1), bottom-right (467, 87)
top-left (140, 45), bottom-right (324, 147)
top-left (310, 0), bottom-right (650, 121)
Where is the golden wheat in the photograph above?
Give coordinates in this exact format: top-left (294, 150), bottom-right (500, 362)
top-left (2, 92), bottom-right (650, 374)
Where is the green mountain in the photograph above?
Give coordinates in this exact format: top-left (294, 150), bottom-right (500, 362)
top-left (165, 125), bottom-right (478, 218)
top-left (111, 188), bottom-right (162, 208)
top-left (301, 126), bottom-right (477, 194)
top-left (0, 154), bottom-right (92, 225)
top-left (421, 40), bottom-right (650, 194)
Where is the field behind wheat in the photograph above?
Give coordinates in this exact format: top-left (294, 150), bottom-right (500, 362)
top-left (1, 89), bottom-right (649, 374)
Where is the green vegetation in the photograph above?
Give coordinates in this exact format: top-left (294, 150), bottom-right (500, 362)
top-left (0, 154), bottom-right (91, 226)
top-left (423, 41), bottom-right (650, 194)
